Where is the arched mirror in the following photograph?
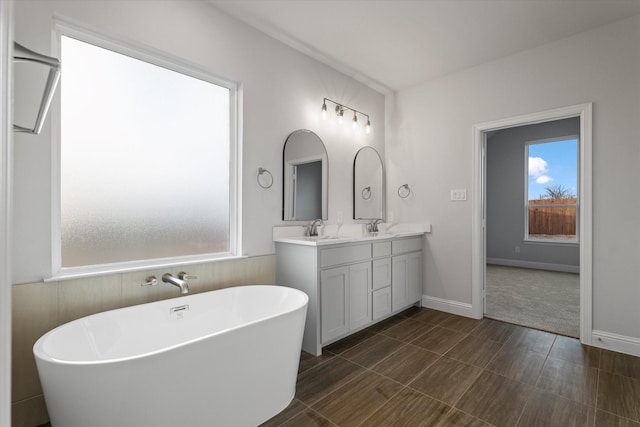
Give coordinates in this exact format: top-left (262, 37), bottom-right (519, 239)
top-left (283, 129), bottom-right (328, 220)
top-left (353, 146), bottom-right (384, 220)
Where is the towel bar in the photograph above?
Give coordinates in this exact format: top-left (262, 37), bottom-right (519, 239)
top-left (13, 42), bottom-right (61, 135)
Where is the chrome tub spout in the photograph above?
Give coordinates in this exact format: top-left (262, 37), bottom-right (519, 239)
top-left (162, 273), bottom-right (190, 295)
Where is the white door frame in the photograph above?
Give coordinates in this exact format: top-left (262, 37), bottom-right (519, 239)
top-left (0, 0), bottom-right (13, 424)
top-left (471, 103), bottom-right (593, 344)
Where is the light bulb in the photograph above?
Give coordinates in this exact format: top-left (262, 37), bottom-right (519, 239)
top-left (336, 106), bottom-right (344, 124)
top-left (352, 113), bottom-right (358, 129)
top-left (321, 102), bottom-right (327, 120)
top-left (365, 119), bottom-right (371, 135)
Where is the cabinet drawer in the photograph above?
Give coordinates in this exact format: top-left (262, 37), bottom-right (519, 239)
top-left (372, 287), bottom-right (392, 321)
top-left (373, 241), bottom-right (391, 257)
top-left (392, 237), bottom-right (422, 254)
top-left (320, 244), bottom-right (371, 267)
top-left (372, 258), bottom-right (392, 290)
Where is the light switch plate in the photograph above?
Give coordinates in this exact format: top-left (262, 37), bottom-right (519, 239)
top-left (450, 189), bottom-right (467, 201)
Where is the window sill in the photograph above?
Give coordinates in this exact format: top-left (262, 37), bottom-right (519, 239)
top-left (45, 254), bottom-right (248, 283)
top-left (523, 239), bottom-right (579, 247)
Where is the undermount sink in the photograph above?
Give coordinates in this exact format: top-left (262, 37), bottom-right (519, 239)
top-left (304, 232), bottom-right (398, 242)
top-left (306, 235), bottom-right (343, 240)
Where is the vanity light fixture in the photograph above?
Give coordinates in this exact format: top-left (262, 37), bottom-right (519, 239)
top-left (336, 105), bottom-right (344, 125)
top-left (321, 98), bottom-right (371, 135)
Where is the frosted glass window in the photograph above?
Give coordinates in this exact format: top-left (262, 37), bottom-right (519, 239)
top-left (60, 35), bottom-right (233, 268)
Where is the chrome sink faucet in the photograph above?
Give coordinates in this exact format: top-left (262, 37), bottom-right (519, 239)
top-left (162, 272), bottom-right (196, 295)
top-left (368, 218), bottom-right (384, 233)
top-left (307, 219), bottom-right (323, 236)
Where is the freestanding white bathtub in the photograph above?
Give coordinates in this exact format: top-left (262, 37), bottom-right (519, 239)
top-left (33, 285), bottom-right (308, 427)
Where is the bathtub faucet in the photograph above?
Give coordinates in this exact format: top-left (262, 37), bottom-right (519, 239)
top-left (162, 272), bottom-right (196, 295)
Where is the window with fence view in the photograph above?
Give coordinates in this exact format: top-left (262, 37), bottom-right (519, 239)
top-left (526, 137), bottom-right (578, 243)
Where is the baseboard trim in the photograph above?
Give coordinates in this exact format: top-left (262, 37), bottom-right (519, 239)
top-left (590, 330), bottom-right (640, 357)
top-left (486, 258), bottom-right (579, 274)
top-left (422, 295), bottom-right (478, 319)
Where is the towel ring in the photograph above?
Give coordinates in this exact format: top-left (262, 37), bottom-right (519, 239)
top-left (398, 184), bottom-right (411, 199)
top-left (257, 167), bottom-right (273, 189)
top-left (361, 186), bottom-right (372, 200)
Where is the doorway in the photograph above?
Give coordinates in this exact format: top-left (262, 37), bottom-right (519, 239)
top-left (485, 119), bottom-right (580, 337)
top-left (471, 103), bottom-right (593, 345)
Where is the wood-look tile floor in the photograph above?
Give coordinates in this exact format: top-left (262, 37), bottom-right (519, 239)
top-left (261, 307), bottom-right (640, 427)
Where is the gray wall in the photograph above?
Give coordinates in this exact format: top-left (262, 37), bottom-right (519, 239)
top-left (486, 118), bottom-right (580, 271)
top-left (386, 14), bottom-right (640, 341)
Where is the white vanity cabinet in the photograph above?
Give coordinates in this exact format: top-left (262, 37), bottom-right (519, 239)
top-left (275, 234), bottom-right (424, 356)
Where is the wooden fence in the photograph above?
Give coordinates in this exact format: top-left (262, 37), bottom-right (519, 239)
top-left (528, 198), bottom-right (576, 236)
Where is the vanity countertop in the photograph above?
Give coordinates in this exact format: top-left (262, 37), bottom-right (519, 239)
top-left (273, 223), bottom-right (430, 246)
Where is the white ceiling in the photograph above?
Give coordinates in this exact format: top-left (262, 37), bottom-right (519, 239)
top-left (209, 0), bottom-right (640, 93)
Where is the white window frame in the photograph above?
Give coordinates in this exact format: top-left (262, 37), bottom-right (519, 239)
top-left (50, 20), bottom-right (242, 279)
top-left (524, 136), bottom-right (579, 244)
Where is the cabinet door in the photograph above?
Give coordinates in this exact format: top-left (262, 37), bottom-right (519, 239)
top-left (349, 262), bottom-right (372, 331)
top-left (392, 252), bottom-right (423, 312)
top-left (320, 266), bottom-right (349, 343)
top-left (392, 255), bottom-right (408, 312)
top-left (406, 251), bottom-right (423, 304)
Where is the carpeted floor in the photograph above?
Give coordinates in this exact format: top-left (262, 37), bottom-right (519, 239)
top-left (485, 264), bottom-right (580, 338)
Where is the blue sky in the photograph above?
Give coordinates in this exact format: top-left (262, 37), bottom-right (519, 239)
top-left (528, 138), bottom-right (578, 200)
